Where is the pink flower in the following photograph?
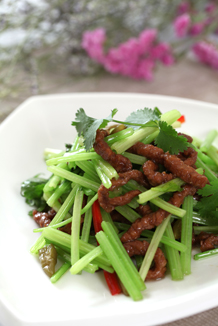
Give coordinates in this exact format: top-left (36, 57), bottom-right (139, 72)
top-left (189, 22), bottom-right (205, 36)
top-left (133, 59), bottom-right (155, 81)
top-left (192, 41), bottom-right (218, 70)
top-left (205, 3), bottom-right (216, 13)
top-left (150, 43), bottom-right (174, 65)
top-left (81, 28), bottom-right (106, 63)
top-left (177, 1), bottom-right (190, 14)
top-left (173, 13), bottom-right (191, 37)
top-left (137, 29), bottom-right (157, 56)
top-left (81, 28), bottom-right (175, 81)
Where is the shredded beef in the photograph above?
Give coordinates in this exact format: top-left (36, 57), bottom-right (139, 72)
top-left (123, 240), bottom-right (167, 280)
top-left (176, 147), bottom-right (197, 167)
top-left (136, 204), bottom-right (152, 216)
top-left (177, 132), bottom-right (193, 143)
top-left (33, 209), bottom-right (56, 227)
top-left (128, 141), bottom-right (208, 189)
top-left (121, 185), bottom-right (197, 243)
top-left (93, 129), bottom-right (132, 173)
top-left (193, 231), bottom-right (218, 252)
top-left (143, 160), bottom-right (174, 186)
top-left (98, 170), bottom-right (149, 213)
top-left (128, 142), bottom-right (164, 164)
top-left (163, 153), bottom-right (208, 188)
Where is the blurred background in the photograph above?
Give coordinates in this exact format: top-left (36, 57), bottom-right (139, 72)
top-left (1, 0), bottom-right (218, 123)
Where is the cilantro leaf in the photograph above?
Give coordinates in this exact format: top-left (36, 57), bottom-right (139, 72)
top-left (155, 121), bottom-right (188, 154)
top-left (195, 180), bottom-right (218, 218)
top-left (124, 107), bottom-right (161, 130)
top-left (21, 174), bottom-right (48, 212)
top-left (72, 108), bottom-right (118, 150)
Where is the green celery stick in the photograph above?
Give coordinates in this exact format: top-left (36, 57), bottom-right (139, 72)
top-left (193, 225), bottom-right (218, 233)
top-left (46, 151), bottom-right (100, 166)
top-left (47, 166), bottom-right (100, 192)
top-left (92, 159), bottom-right (112, 189)
top-left (180, 196), bottom-right (193, 275)
top-left (100, 208), bottom-right (119, 234)
top-left (194, 249), bottom-right (218, 261)
top-left (71, 190), bottom-right (84, 266)
top-left (70, 246), bottom-right (103, 274)
top-left (30, 185), bottom-right (79, 253)
top-left (138, 178), bottom-right (184, 204)
top-left (76, 161), bottom-right (100, 183)
top-left (56, 246), bottom-right (98, 274)
top-left (50, 262), bottom-right (71, 283)
top-left (114, 222), bottom-right (187, 252)
top-left (96, 230), bottom-right (144, 301)
top-left (115, 205), bottom-right (141, 223)
top-left (164, 222), bottom-right (184, 280)
top-left (207, 145), bottom-right (218, 166)
top-left (81, 196), bottom-right (93, 242)
top-left (46, 180), bottom-right (71, 207)
top-left (95, 157), bottom-right (119, 180)
top-left (101, 221), bottom-right (146, 291)
top-left (104, 127), bottom-right (134, 145)
top-left (150, 197), bottom-right (186, 218)
top-left (81, 193), bottom-right (98, 215)
top-left (139, 214), bottom-right (171, 281)
top-left (111, 109), bottom-right (181, 154)
top-left (200, 130), bottom-right (218, 153)
top-left (42, 228), bottom-right (112, 269)
top-left (122, 152), bottom-right (147, 165)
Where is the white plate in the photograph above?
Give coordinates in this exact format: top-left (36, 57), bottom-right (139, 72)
top-left (0, 93), bottom-right (218, 326)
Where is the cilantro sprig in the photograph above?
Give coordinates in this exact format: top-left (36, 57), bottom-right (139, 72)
top-left (195, 180), bottom-right (218, 218)
top-left (155, 121), bottom-right (188, 155)
top-left (72, 107), bottom-right (188, 154)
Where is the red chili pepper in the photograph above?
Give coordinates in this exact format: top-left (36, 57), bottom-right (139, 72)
top-left (177, 115), bottom-right (185, 123)
top-left (92, 200), bottom-right (122, 296)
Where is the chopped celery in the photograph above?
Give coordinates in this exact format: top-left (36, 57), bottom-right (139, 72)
top-left (180, 196), bottom-right (193, 275)
top-left (50, 262), bottom-right (71, 283)
top-left (81, 196), bottom-right (93, 242)
top-left (194, 249), bottom-right (218, 261)
top-left (200, 130), bottom-right (218, 153)
top-left (150, 197), bottom-right (186, 218)
top-left (101, 221), bottom-right (146, 291)
top-left (114, 222), bottom-right (187, 252)
top-left (71, 189), bottom-right (84, 266)
top-left (139, 214), bottom-right (171, 281)
top-left (93, 159), bottom-right (112, 189)
top-left (70, 246), bottom-right (103, 275)
top-left (164, 222), bottom-right (184, 280)
top-left (96, 230), bottom-right (144, 301)
top-left (47, 166), bottom-right (100, 192)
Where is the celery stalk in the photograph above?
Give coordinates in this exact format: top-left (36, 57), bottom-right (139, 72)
top-left (164, 222), bottom-right (184, 280)
top-left (70, 246), bottom-right (103, 274)
top-left (50, 262), bottom-right (71, 283)
top-left (139, 214), bottom-right (171, 281)
top-left (101, 221), bottom-right (146, 291)
top-left (47, 166), bottom-right (100, 192)
top-left (71, 190), bottom-right (84, 266)
top-left (150, 197), bottom-right (186, 218)
top-left (96, 230), bottom-right (144, 301)
top-left (180, 196), bottom-right (193, 275)
top-left (81, 196), bottom-right (93, 242)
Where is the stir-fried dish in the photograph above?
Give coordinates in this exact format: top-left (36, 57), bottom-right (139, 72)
top-left (21, 106), bottom-right (218, 301)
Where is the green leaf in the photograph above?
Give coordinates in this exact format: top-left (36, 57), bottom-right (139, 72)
top-left (155, 121), bottom-right (188, 154)
top-left (72, 108), bottom-right (118, 150)
top-left (124, 107), bottom-right (161, 130)
top-left (195, 180), bottom-right (218, 218)
top-left (21, 174), bottom-right (48, 212)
